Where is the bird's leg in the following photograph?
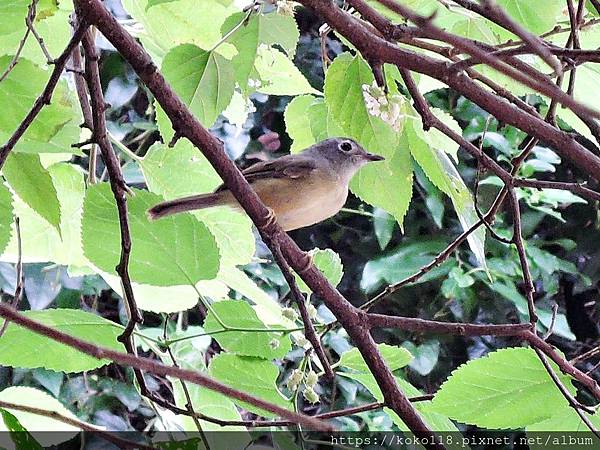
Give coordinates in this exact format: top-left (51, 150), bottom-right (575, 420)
top-left (259, 206), bottom-right (279, 235)
top-left (297, 251), bottom-right (314, 277)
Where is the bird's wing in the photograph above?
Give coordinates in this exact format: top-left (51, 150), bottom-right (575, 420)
top-left (215, 154), bottom-right (318, 192)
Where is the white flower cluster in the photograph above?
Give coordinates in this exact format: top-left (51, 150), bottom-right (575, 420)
top-left (276, 0), bottom-right (297, 16)
top-left (362, 82), bottom-right (405, 131)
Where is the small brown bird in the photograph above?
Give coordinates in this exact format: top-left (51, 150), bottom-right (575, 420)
top-left (147, 138), bottom-right (384, 231)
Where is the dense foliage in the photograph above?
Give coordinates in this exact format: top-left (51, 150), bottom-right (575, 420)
top-left (0, 0), bottom-right (599, 448)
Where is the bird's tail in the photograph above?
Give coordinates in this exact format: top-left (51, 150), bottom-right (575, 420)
top-left (148, 191), bottom-right (232, 220)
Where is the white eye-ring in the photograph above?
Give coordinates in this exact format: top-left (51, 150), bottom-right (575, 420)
top-left (339, 141), bottom-right (353, 152)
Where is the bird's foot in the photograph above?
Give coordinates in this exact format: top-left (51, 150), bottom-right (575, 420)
top-left (259, 207), bottom-right (278, 234)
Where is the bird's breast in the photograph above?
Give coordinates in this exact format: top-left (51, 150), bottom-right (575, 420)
top-left (252, 172), bottom-right (348, 231)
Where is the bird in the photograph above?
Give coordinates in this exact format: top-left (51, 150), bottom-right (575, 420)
top-left (147, 137), bottom-right (385, 231)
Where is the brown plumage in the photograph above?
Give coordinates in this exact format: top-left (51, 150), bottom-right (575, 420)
top-left (147, 138), bottom-right (384, 231)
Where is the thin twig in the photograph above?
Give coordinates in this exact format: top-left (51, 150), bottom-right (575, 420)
top-left (0, 20), bottom-right (89, 169)
top-left (0, 400), bottom-right (158, 450)
top-left (0, 303), bottom-right (334, 432)
top-left (0, 1), bottom-right (37, 83)
top-left (0, 218), bottom-right (24, 338)
top-left (271, 242), bottom-right (335, 380)
top-left (533, 348), bottom-right (600, 437)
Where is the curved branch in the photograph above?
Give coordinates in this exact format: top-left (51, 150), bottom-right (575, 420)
top-left (0, 304), bottom-right (333, 432)
top-left (0, 20), bottom-right (89, 169)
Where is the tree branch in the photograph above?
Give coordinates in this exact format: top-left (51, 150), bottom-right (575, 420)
top-left (74, 0), bottom-right (442, 445)
top-left (0, 19), bottom-right (89, 169)
top-left (0, 304), bottom-right (333, 432)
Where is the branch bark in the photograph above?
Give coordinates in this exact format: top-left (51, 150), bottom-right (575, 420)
top-left (73, 0), bottom-right (442, 445)
top-left (0, 304), bottom-right (333, 432)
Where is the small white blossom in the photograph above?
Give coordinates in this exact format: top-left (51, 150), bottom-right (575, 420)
top-left (305, 370), bottom-right (319, 387)
top-left (276, 0), bottom-right (297, 16)
top-left (286, 369), bottom-right (303, 391)
top-left (247, 78), bottom-right (262, 89)
top-left (303, 386), bottom-right (320, 404)
top-left (361, 81), bottom-right (406, 131)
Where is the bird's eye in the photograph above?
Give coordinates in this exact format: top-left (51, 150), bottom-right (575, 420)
top-left (339, 141), bottom-right (353, 152)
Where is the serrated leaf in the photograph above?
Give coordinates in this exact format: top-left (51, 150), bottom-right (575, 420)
top-left (204, 300), bottom-right (291, 359)
top-left (0, 0), bottom-right (29, 36)
top-left (527, 405), bottom-right (600, 433)
top-left (223, 12), bottom-right (299, 90)
top-left (3, 153), bottom-right (61, 233)
top-left (0, 310), bottom-right (124, 372)
top-left (161, 44), bottom-right (235, 129)
top-left (0, 57), bottom-right (79, 154)
top-left (0, 184), bottom-right (13, 257)
top-left (1, 163), bottom-right (87, 268)
top-left (373, 208), bottom-right (395, 250)
top-left (492, 0), bottom-right (564, 38)
top-left (0, 408), bottom-right (44, 450)
top-left (431, 347), bottom-right (574, 429)
top-left (209, 353), bottom-right (291, 417)
top-left (285, 95), bottom-right (317, 152)
top-left (361, 239), bottom-right (452, 293)
top-left (100, 270), bottom-right (228, 313)
top-left (255, 46), bottom-right (320, 96)
top-left (295, 248), bottom-right (343, 294)
top-left (82, 183), bottom-right (220, 286)
top-left (122, 0), bottom-right (239, 61)
top-left (407, 119), bottom-right (487, 269)
top-left (324, 53), bottom-right (413, 226)
top-left (339, 344), bottom-right (412, 373)
top-left (0, 387), bottom-right (79, 446)
top-left (141, 140), bottom-right (254, 266)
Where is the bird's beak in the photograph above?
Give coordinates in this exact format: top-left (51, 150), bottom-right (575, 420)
top-left (364, 152), bottom-right (385, 162)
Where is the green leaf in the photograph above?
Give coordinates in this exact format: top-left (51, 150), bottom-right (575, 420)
top-left (2, 163), bottom-right (87, 268)
top-left (431, 347), bottom-right (574, 429)
top-left (209, 353), bottom-right (291, 417)
top-left (82, 183), bottom-right (220, 286)
top-left (121, 0), bottom-right (239, 61)
top-left (3, 153), bottom-right (61, 233)
top-left (0, 310), bottom-right (124, 372)
top-left (217, 267), bottom-right (293, 327)
top-left (324, 53), bottom-right (413, 226)
top-left (373, 208), bottom-right (395, 250)
top-left (0, 7), bottom-right (72, 68)
top-left (99, 271), bottom-right (228, 313)
top-left (0, 387), bottom-right (79, 446)
top-left (402, 340), bottom-right (440, 376)
top-left (146, 0), bottom-right (176, 8)
top-left (161, 44), bottom-right (235, 130)
top-left (141, 140), bottom-right (254, 266)
top-left (173, 385), bottom-right (251, 442)
top-left (0, 408), bottom-right (43, 450)
top-left (307, 99), bottom-right (345, 143)
top-left (295, 248), bottom-right (343, 294)
top-left (492, 0), bottom-right (564, 38)
top-left (425, 108), bottom-right (462, 161)
top-left (255, 46), bottom-right (320, 96)
top-left (527, 405), bottom-right (600, 433)
top-left (406, 119), bottom-right (487, 269)
top-left (223, 11), bottom-right (299, 89)
top-left (0, 57), bottom-right (79, 154)
top-left (337, 344), bottom-right (412, 401)
top-left (339, 343), bottom-right (412, 373)
top-left (0, 184), bottom-right (13, 257)
top-left (204, 300), bottom-right (291, 359)
top-left (0, 0), bottom-right (29, 36)
top-left (285, 94), bottom-right (318, 152)
top-left (361, 239), bottom-right (452, 293)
